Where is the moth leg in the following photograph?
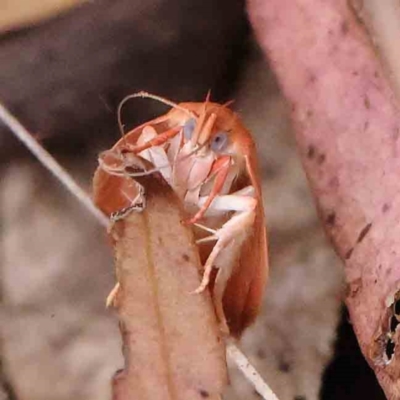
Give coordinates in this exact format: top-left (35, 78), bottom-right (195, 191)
top-left (187, 156), bottom-right (231, 224)
top-left (212, 239), bottom-right (239, 335)
top-left (196, 235), bottom-right (218, 245)
top-left (103, 126), bottom-right (174, 182)
top-left (106, 282), bottom-right (120, 308)
top-left (140, 127), bottom-right (173, 182)
top-left (99, 125), bottom-right (177, 177)
top-left (192, 190), bottom-right (257, 294)
top-left (193, 222), bottom-right (217, 235)
top-left (122, 126), bottom-right (180, 153)
top-left (193, 223), bottom-right (218, 244)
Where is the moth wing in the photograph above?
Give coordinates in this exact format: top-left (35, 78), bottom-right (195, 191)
top-left (222, 153), bottom-right (269, 337)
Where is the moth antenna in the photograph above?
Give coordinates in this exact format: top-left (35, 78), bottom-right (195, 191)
top-left (214, 99), bottom-right (237, 131)
top-left (203, 90), bottom-right (212, 114)
top-left (124, 167), bottom-right (165, 178)
top-left (190, 92), bottom-right (212, 144)
top-left (117, 91), bottom-right (194, 137)
top-left (105, 162), bottom-right (174, 178)
top-left (222, 99), bottom-right (235, 108)
top-left (99, 149), bottom-right (173, 178)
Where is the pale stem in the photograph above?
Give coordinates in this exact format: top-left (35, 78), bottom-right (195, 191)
top-left (226, 340), bottom-right (280, 400)
top-left (0, 102), bottom-right (109, 227)
top-left (0, 102), bottom-right (279, 400)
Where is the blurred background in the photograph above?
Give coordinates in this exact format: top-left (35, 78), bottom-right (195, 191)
top-left (0, 1), bottom-right (387, 399)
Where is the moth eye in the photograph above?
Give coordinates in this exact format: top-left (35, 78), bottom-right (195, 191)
top-left (183, 118), bottom-right (196, 140)
top-left (210, 132), bottom-right (229, 153)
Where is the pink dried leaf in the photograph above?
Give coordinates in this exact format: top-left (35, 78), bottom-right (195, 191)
top-left (248, 0), bottom-right (400, 397)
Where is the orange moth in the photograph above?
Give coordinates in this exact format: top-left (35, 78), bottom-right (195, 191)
top-left (93, 92), bottom-right (269, 337)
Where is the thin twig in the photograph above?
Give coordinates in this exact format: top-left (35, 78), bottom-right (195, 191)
top-left (226, 340), bottom-right (280, 400)
top-left (0, 102), bottom-right (279, 400)
top-left (0, 102), bottom-right (109, 227)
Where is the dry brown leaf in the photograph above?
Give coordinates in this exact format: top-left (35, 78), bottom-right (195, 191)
top-left (93, 170), bottom-right (227, 400)
top-left (248, 0), bottom-right (400, 397)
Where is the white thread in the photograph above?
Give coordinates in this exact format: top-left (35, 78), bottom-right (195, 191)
top-left (0, 102), bottom-right (109, 227)
top-left (227, 341), bottom-right (280, 400)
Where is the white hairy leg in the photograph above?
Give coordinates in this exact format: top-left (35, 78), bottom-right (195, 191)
top-left (193, 188), bottom-right (257, 294)
top-left (106, 282), bottom-right (120, 308)
top-left (212, 238), bottom-right (245, 334)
